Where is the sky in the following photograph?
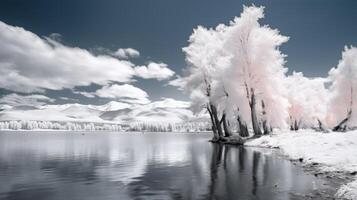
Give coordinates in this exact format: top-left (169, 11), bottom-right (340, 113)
top-left (0, 0), bottom-right (356, 106)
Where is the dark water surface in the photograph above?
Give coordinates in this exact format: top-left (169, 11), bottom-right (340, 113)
top-left (0, 132), bottom-right (337, 200)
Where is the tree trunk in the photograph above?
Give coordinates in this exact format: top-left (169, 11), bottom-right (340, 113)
top-left (262, 120), bottom-right (270, 135)
top-left (334, 87), bottom-right (354, 132)
top-left (210, 104), bottom-right (224, 138)
top-left (237, 114), bottom-right (249, 137)
top-left (207, 105), bottom-right (219, 141)
top-left (289, 117), bottom-right (299, 131)
top-left (333, 110), bottom-right (352, 132)
top-left (249, 88), bottom-right (262, 136)
top-left (294, 119), bottom-right (299, 131)
top-left (289, 116), bottom-right (294, 131)
top-left (317, 119), bottom-right (329, 133)
top-left (261, 100), bottom-right (270, 135)
top-left (221, 113), bottom-right (232, 137)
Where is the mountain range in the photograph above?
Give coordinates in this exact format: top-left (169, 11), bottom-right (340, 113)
top-left (0, 99), bottom-right (207, 125)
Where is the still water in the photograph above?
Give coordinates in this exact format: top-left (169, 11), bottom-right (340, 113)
top-left (0, 132), bottom-right (337, 200)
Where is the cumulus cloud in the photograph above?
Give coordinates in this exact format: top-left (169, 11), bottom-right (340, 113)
top-left (0, 20), bottom-right (182, 108)
top-left (0, 21), bottom-right (136, 93)
top-left (94, 84), bottom-right (151, 104)
top-left (112, 48), bottom-right (140, 59)
top-left (168, 75), bottom-right (186, 90)
top-left (0, 93), bottom-right (55, 107)
top-left (134, 62), bottom-right (175, 80)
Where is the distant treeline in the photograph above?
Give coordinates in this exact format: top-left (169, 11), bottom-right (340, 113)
top-left (0, 120), bottom-right (211, 132)
top-left (128, 122), bottom-right (211, 132)
top-left (0, 120), bottom-right (122, 131)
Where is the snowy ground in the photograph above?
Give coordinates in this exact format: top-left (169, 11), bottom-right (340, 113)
top-left (245, 130), bottom-right (357, 199)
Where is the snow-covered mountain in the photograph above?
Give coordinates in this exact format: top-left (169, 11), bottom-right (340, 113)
top-left (0, 98), bottom-right (208, 125)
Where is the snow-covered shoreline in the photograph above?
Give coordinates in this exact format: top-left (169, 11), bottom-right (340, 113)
top-left (245, 130), bottom-right (357, 199)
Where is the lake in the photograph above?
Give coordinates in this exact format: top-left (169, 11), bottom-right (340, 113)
top-left (0, 132), bottom-right (338, 200)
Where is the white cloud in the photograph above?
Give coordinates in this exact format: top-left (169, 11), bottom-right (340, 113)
top-left (0, 20), bottom-right (183, 110)
top-left (113, 48), bottom-right (140, 59)
top-left (95, 84), bottom-right (151, 104)
top-left (0, 93), bottom-right (55, 107)
top-left (72, 90), bottom-right (96, 98)
top-left (0, 21), bottom-right (136, 93)
top-left (168, 75), bottom-right (186, 90)
top-left (134, 62), bottom-right (175, 80)
top-left (59, 96), bottom-right (79, 102)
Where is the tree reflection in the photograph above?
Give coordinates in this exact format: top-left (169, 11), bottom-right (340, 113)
top-left (238, 146), bottom-right (246, 172)
top-left (207, 143), bottom-right (223, 199)
top-left (206, 144), bottom-right (265, 199)
top-left (252, 151), bottom-right (261, 195)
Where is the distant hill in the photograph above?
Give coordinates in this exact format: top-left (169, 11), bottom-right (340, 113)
top-left (0, 100), bottom-right (209, 126)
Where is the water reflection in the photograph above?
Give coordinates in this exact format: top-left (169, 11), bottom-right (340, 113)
top-left (0, 132), bottom-right (336, 200)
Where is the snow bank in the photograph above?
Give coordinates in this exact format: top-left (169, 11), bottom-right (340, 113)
top-left (336, 180), bottom-right (357, 199)
top-left (245, 129), bottom-right (357, 199)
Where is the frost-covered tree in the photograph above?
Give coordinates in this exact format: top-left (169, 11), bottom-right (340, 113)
top-left (222, 5), bottom-right (289, 135)
top-left (8, 121), bottom-right (21, 130)
top-left (328, 46), bottom-right (357, 131)
top-left (285, 72), bottom-right (328, 130)
top-left (183, 5), bottom-right (290, 139)
top-left (183, 25), bottom-right (228, 141)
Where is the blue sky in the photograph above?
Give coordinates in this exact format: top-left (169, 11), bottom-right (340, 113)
top-left (0, 0), bottom-right (356, 105)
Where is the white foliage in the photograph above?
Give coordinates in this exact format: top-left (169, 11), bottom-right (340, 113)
top-left (183, 5), bottom-right (290, 128)
top-left (182, 25), bottom-right (226, 113)
top-left (223, 5), bottom-right (289, 128)
top-left (328, 46), bottom-right (357, 128)
top-left (285, 72), bottom-right (328, 128)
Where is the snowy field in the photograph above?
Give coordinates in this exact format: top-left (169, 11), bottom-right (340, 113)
top-left (246, 130), bottom-right (357, 199)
